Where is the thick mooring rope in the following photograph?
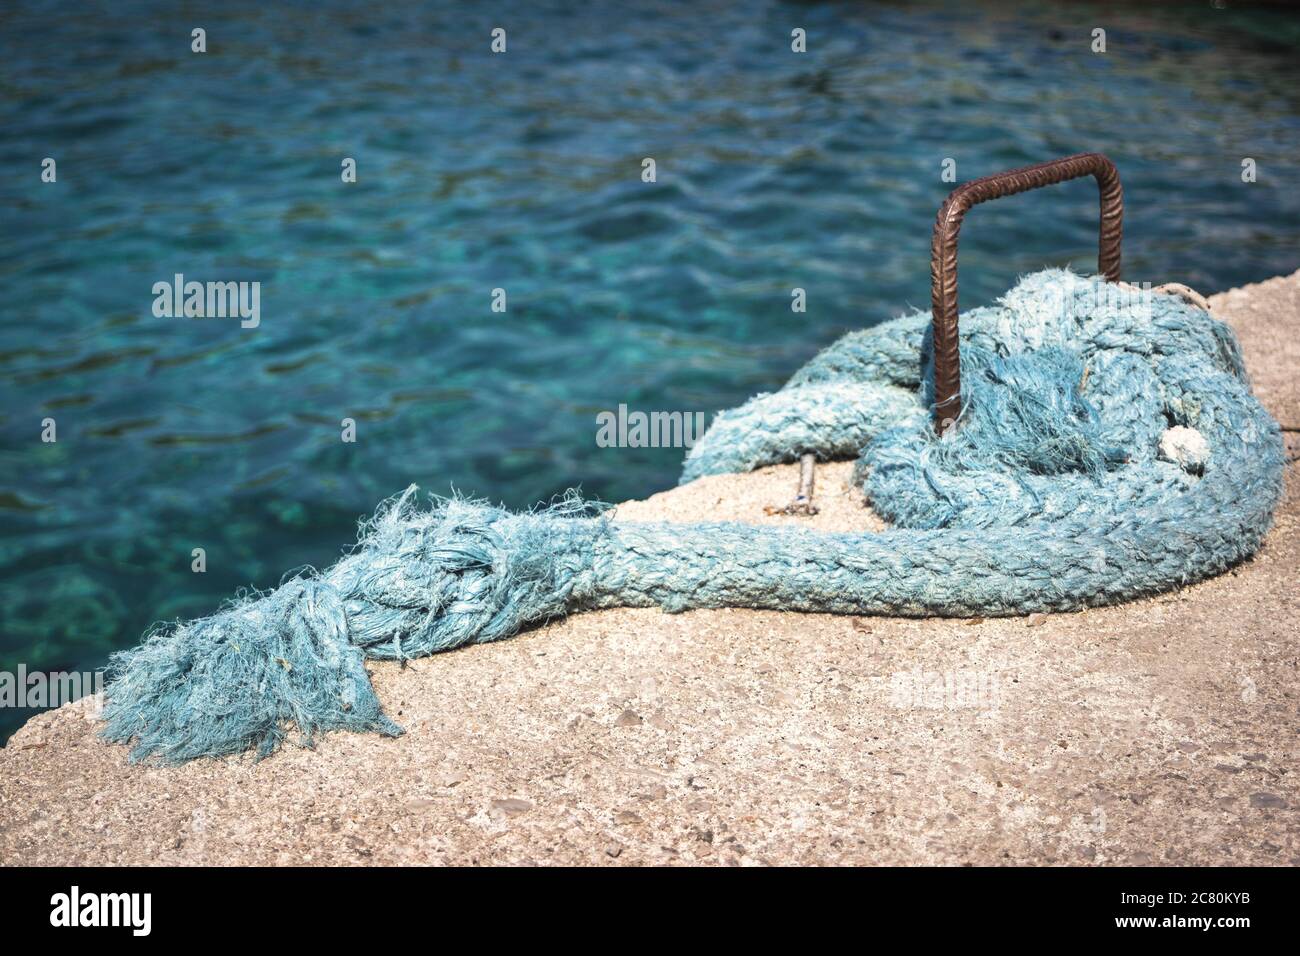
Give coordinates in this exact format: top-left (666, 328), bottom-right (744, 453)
top-left (102, 270), bottom-right (1285, 762)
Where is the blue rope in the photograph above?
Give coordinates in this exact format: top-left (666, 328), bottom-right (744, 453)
top-left (102, 270), bottom-right (1285, 762)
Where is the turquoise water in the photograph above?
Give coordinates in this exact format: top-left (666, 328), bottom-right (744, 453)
top-left (2, 0), bottom-right (1299, 741)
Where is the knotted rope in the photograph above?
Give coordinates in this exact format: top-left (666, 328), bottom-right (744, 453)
top-left (102, 270), bottom-right (1285, 762)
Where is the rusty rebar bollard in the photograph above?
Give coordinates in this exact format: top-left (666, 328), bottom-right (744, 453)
top-left (930, 152), bottom-right (1123, 433)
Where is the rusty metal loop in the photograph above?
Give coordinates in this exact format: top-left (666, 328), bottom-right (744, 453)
top-left (930, 152), bottom-right (1123, 433)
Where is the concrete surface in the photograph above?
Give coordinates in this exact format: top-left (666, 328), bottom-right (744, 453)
top-left (1, 272), bottom-right (1297, 866)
